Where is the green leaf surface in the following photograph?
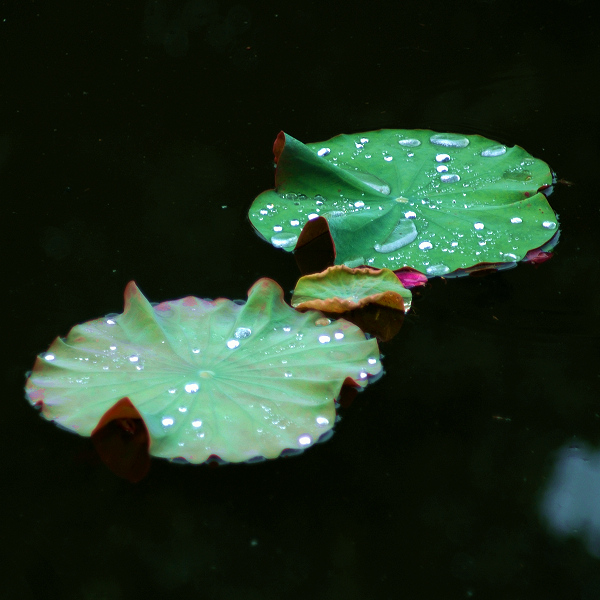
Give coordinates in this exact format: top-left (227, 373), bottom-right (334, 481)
top-left (249, 130), bottom-right (558, 276)
top-left (25, 280), bottom-right (381, 464)
top-left (292, 266), bottom-right (412, 313)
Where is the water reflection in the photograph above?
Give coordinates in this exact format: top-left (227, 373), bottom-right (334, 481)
top-left (143, 0), bottom-right (252, 59)
top-left (540, 443), bottom-right (600, 558)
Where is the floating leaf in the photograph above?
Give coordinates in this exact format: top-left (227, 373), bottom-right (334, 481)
top-left (292, 266), bottom-right (412, 313)
top-left (249, 130), bottom-right (558, 277)
top-left (291, 266), bottom-right (412, 341)
top-left (25, 280), bottom-right (381, 464)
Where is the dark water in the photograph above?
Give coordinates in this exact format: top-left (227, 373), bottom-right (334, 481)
top-left (2, 1), bottom-right (599, 598)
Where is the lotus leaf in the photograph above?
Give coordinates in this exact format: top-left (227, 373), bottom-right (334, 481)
top-left (292, 266), bottom-right (412, 313)
top-left (249, 130), bottom-right (558, 277)
top-left (25, 279), bottom-right (382, 464)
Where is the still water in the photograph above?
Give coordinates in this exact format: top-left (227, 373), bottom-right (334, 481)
top-left (2, 1), bottom-right (598, 598)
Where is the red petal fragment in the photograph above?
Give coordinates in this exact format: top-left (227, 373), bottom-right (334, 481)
top-left (395, 268), bottom-right (428, 289)
top-left (523, 249), bottom-right (553, 264)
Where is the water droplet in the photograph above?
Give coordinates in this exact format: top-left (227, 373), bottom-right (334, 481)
top-left (430, 133), bottom-right (470, 148)
top-left (398, 138), bottom-right (421, 147)
top-left (542, 221), bottom-right (557, 229)
top-left (290, 219), bottom-right (300, 227)
top-left (106, 319), bottom-right (116, 325)
top-left (271, 232), bottom-right (298, 248)
top-left (352, 171), bottom-right (391, 195)
top-left (129, 355), bottom-right (139, 363)
top-left (44, 354), bottom-right (55, 361)
top-left (435, 153), bottom-right (451, 163)
top-left (368, 357), bottom-right (378, 365)
top-left (259, 209), bottom-right (268, 215)
top-left (374, 219), bottom-right (418, 253)
top-left (503, 253), bottom-right (518, 261)
top-left (178, 407), bottom-right (187, 413)
top-left (298, 434), bottom-right (313, 446)
top-left (168, 388), bottom-right (177, 394)
top-left (383, 155), bottom-right (393, 162)
top-left (426, 264), bottom-right (451, 276)
top-left (266, 203), bottom-right (274, 209)
top-left (191, 419), bottom-right (202, 428)
top-left (284, 371), bottom-right (293, 378)
top-left (234, 327), bottom-right (252, 339)
top-left (334, 331), bottom-right (344, 340)
top-left (436, 165), bottom-right (449, 173)
top-left (404, 211), bottom-right (417, 219)
top-left (319, 335), bottom-right (331, 344)
top-left (510, 217), bottom-right (523, 224)
top-left (283, 326), bottom-right (292, 332)
top-left (355, 141), bottom-right (364, 149)
top-left (192, 348), bottom-right (201, 354)
top-left (360, 137), bottom-right (369, 143)
top-left (354, 200), bottom-right (365, 208)
top-left (317, 148), bottom-right (330, 157)
top-left (307, 213), bottom-right (319, 220)
top-left (503, 168), bottom-right (532, 181)
top-left (109, 345), bottom-right (117, 351)
top-left (316, 416), bottom-right (330, 427)
top-left (474, 222), bottom-right (485, 230)
top-left (226, 339), bottom-right (240, 349)
top-left (185, 383), bottom-right (199, 393)
top-left (315, 318), bottom-right (331, 326)
top-left (419, 241), bottom-right (433, 250)
top-left (136, 365), bottom-right (144, 371)
top-left (273, 225), bottom-right (283, 232)
top-left (358, 371), bottom-right (368, 379)
top-left (162, 417), bottom-right (174, 427)
top-left (481, 145), bottom-right (507, 157)
top-left (440, 173), bottom-right (460, 183)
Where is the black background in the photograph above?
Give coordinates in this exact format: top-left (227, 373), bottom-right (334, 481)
top-left (2, 1), bottom-right (599, 598)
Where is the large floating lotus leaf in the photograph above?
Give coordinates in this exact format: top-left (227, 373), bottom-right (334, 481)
top-left (291, 266), bottom-right (412, 313)
top-left (248, 130), bottom-right (558, 276)
top-left (25, 280), bottom-right (382, 464)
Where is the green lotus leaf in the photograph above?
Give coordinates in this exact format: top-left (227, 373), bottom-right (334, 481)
top-left (25, 279), bottom-right (382, 464)
top-left (249, 130), bottom-right (558, 276)
top-left (291, 265), bottom-right (412, 313)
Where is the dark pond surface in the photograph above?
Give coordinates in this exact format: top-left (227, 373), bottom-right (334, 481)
top-left (2, 1), bottom-right (599, 598)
